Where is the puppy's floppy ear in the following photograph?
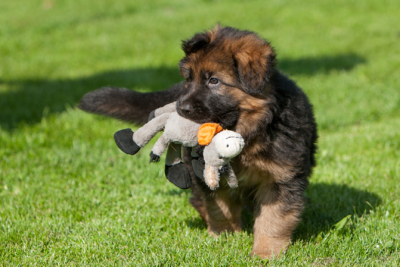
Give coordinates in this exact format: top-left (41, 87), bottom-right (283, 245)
top-left (233, 37), bottom-right (276, 95)
top-left (182, 33), bottom-right (211, 55)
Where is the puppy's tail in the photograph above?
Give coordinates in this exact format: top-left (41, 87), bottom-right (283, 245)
top-left (78, 81), bottom-right (185, 125)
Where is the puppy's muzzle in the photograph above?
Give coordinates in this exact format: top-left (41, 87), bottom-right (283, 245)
top-left (179, 103), bottom-right (193, 116)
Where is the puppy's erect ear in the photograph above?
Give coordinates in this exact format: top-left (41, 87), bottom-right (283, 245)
top-left (233, 36), bottom-right (276, 95)
top-left (182, 24), bottom-right (222, 55)
top-left (181, 33), bottom-right (211, 55)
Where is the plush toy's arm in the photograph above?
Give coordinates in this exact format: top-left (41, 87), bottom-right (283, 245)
top-left (148, 101), bottom-right (177, 121)
top-left (114, 112), bottom-right (170, 156)
top-left (133, 112), bottom-right (170, 147)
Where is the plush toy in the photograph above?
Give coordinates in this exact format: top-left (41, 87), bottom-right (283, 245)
top-left (196, 128), bottom-right (244, 190)
top-left (113, 102), bottom-right (245, 190)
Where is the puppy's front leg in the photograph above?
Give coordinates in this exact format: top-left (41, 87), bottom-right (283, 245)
top-left (205, 191), bottom-right (242, 234)
top-left (251, 183), bottom-right (303, 259)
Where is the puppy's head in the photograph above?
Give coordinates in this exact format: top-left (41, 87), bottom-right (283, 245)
top-left (177, 25), bottom-right (276, 129)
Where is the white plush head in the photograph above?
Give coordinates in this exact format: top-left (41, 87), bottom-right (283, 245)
top-left (212, 131), bottom-right (245, 159)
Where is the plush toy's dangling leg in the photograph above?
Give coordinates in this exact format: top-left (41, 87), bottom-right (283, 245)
top-left (114, 129), bottom-right (141, 155)
top-left (164, 143), bottom-right (191, 189)
top-left (204, 165), bottom-right (220, 190)
top-left (225, 164), bottom-right (239, 189)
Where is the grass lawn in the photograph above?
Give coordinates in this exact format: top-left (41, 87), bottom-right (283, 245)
top-left (1, 0), bottom-right (399, 265)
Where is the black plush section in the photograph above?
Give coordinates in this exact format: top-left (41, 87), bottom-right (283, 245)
top-left (191, 157), bottom-right (205, 180)
top-left (165, 163), bottom-right (192, 189)
top-left (149, 151), bottom-right (160, 163)
top-left (113, 129), bottom-right (141, 155)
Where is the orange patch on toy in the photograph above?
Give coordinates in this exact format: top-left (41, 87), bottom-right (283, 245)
top-left (198, 123), bottom-right (223, 146)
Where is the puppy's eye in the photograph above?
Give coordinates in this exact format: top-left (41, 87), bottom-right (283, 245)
top-left (209, 78), bottom-right (219, 85)
top-left (226, 144), bottom-right (229, 147)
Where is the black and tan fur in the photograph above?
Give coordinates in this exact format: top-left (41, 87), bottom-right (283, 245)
top-left (79, 25), bottom-right (318, 259)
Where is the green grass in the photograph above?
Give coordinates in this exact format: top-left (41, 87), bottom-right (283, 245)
top-left (1, 0), bottom-right (399, 265)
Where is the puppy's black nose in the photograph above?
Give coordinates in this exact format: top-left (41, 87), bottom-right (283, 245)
top-left (180, 103), bottom-right (193, 115)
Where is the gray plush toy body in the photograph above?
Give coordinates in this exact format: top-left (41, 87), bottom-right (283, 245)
top-left (114, 102), bottom-right (245, 190)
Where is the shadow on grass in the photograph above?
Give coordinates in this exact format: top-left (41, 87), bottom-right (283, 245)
top-left (0, 53), bottom-right (365, 130)
top-left (184, 183), bottom-right (381, 239)
top-left (294, 183), bottom-right (381, 241)
top-left (185, 217), bottom-right (208, 231)
top-left (0, 67), bottom-right (183, 130)
top-left (279, 53), bottom-right (366, 76)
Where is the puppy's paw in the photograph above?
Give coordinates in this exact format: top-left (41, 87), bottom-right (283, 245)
top-left (250, 237), bottom-right (289, 259)
top-left (114, 129), bottom-right (141, 155)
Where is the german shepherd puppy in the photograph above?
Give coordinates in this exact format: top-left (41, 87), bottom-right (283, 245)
top-left (78, 25), bottom-right (317, 259)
